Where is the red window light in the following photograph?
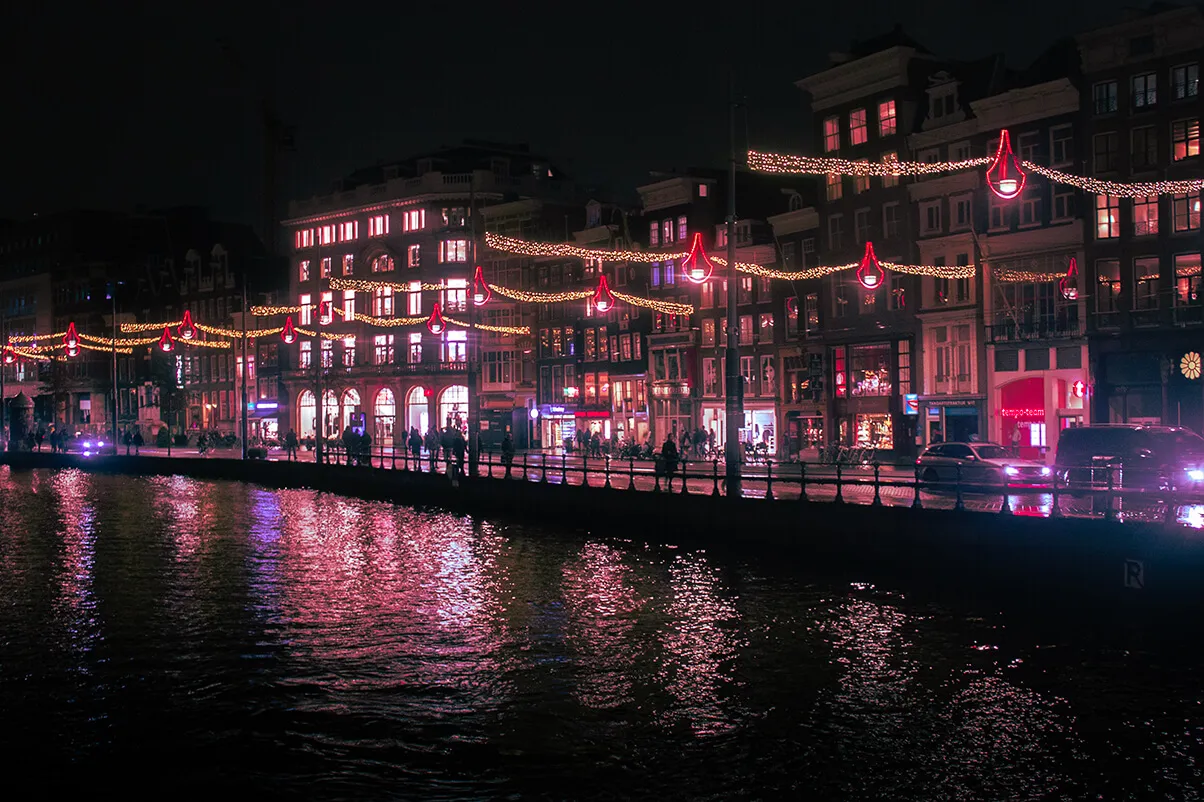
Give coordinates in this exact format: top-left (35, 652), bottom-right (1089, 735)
top-left (3, 345), bottom-right (15, 365)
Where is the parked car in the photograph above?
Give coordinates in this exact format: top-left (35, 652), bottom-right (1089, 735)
top-left (917, 441), bottom-right (1052, 489)
top-left (1054, 424), bottom-right (1204, 491)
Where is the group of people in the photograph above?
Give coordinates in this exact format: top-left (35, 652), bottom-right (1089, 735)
top-left (673, 427), bottom-right (716, 460)
top-left (121, 428), bottom-right (145, 454)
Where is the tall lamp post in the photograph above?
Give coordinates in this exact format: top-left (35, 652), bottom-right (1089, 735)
top-left (240, 276), bottom-right (250, 459)
top-left (724, 81), bottom-right (743, 498)
top-left (106, 281), bottom-right (121, 457)
top-left (467, 178), bottom-right (480, 478)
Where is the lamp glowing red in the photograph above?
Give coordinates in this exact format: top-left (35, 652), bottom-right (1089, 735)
top-left (593, 274), bottom-right (616, 313)
top-left (986, 129), bottom-right (1026, 200)
top-left (856, 242), bottom-right (886, 290)
top-left (64, 321), bottom-right (79, 350)
top-left (281, 315), bottom-right (297, 344)
top-left (158, 326), bottom-right (175, 353)
top-left (1060, 257), bottom-right (1079, 300)
top-left (318, 299), bottom-right (332, 325)
top-left (3, 345), bottom-right (15, 365)
top-left (786, 296), bottom-right (798, 315)
top-left (178, 309), bottom-right (197, 340)
top-left (472, 265), bottom-right (491, 306)
top-left (681, 233), bottom-right (715, 283)
top-left (427, 302), bottom-right (446, 335)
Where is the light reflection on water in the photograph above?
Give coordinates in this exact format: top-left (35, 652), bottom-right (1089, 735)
top-left (0, 468), bottom-right (1202, 800)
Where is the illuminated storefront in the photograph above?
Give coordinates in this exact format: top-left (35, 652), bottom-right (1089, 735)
top-left (538, 404), bottom-right (576, 450)
top-left (830, 341), bottom-right (911, 454)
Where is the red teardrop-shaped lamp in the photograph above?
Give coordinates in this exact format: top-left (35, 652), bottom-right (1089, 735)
top-left (281, 315), bottom-right (297, 344)
top-left (786, 296), bottom-right (798, 315)
top-left (3, 345), bottom-right (15, 364)
top-left (681, 233), bottom-right (715, 284)
top-left (66, 344), bottom-right (79, 357)
top-left (1059, 257), bottom-right (1079, 300)
top-left (178, 309), bottom-right (197, 340)
top-left (427, 302), bottom-right (446, 334)
top-left (986, 129), bottom-right (1026, 200)
top-left (472, 265), bottom-right (491, 306)
top-left (158, 326), bottom-right (175, 353)
top-left (593, 274), bottom-right (616, 313)
top-left (856, 242), bottom-right (886, 290)
top-left (64, 321), bottom-right (79, 350)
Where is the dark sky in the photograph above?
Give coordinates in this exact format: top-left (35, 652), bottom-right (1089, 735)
top-left (3, 0), bottom-right (1143, 241)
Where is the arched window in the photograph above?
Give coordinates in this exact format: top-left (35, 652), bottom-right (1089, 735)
top-left (341, 388), bottom-right (361, 431)
top-left (371, 254), bottom-right (395, 273)
top-left (321, 390), bottom-right (339, 438)
top-left (406, 386), bottom-right (429, 436)
top-left (374, 388), bottom-right (396, 445)
top-left (298, 390), bottom-right (316, 438)
top-left (438, 385), bottom-right (468, 433)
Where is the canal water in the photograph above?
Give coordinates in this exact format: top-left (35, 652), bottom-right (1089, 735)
top-left (1, 467), bottom-right (1201, 800)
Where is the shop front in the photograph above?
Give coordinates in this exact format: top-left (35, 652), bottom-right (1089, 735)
top-left (574, 410), bottom-right (612, 444)
top-left (247, 399), bottom-right (281, 445)
top-left (919, 396), bottom-right (985, 446)
top-left (538, 403), bottom-right (576, 451)
top-left (700, 401), bottom-right (778, 458)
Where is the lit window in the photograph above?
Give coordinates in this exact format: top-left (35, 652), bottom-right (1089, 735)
top-left (881, 151), bottom-right (899, 188)
top-left (407, 244), bottom-right (421, 268)
top-left (320, 339), bottom-right (333, 367)
top-left (319, 291), bottom-right (333, 324)
top-left (371, 254), bottom-right (394, 273)
top-left (298, 260), bottom-right (310, 281)
top-left (408, 332), bottom-right (422, 364)
top-left (823, 116), bottom-right (840, 152)
top-left (407, 281), bottom-right (421, 315)
top-left (677, 215), bottom-right (688, 241)
top-left (662, 219), bottom-right (673, 244)
top-left (342, 290), bottom-right (356, 318)
top-left (373, 286), bottom-right (394, 317)
top-left (320, 257), bottom-right (332, 278)
top-left (402, 209), bottom-right (426, 232)
top-left (1173, 119), bottom-right (1200, 160)
top-left (853, 161), bottom-right (870, 194)
top-left (439, 239), bottom-right (468, 263)
top-left (649, 221), bottom-right (660, 246)
top-left (342, 338), bottom-right (355, 367)
top-left (1174, 192), bottom-right (1201, 232)
top-left (341, 254), bottom-right (354, 276)
top-left (878, 99), bottom-right (896, 136)
top-left (849, 108), bottom-right (868, 145)
top-left (698, 184), bottom-right (708, 197)
top-left (368, 214), bottom-right (389, 237)
top-left (295, 229), bottom-right (314, 249)
top-left (319, 224), bottom-right (336, 245)
top-left (374, 334), bottom-right (394, 365)
top-left (299, 341), bottom-right (312, 368)
top-left (442, 278), bottom-right (467, 313)
top-left (338, 221), bottom-right (359, 242)
top-left (826, 173), bottom-right (843, 201)
top-left (442, 330), bottom-right (467, 362)
top-left (1134, 196), bottom-right (1159, 236)
top-left (299, 293), bottom-right (312, 325)
top-left (1096, 195), bottom-right (1120, 239)
top-left (1175, 253), bottom-right (1202, 307)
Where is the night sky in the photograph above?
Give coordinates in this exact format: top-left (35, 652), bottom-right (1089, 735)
top-left (4, 0), bottom-right (1142, 240)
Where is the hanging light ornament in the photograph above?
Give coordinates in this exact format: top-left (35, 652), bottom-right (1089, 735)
top-left (64, 322), bottom-right (80, 356)
top-left (785, 296), bottom-right (798, 315)
top-left (281, 315), bottom-right (298, 344)
top-left (3, 345), bottom-right (15, 364)
top-left (593, 274), bottom-right (616, 313)
top-left (427, 302), bottom-right (446, 334)
top-left (986, 129), bottom-right (1026, 199)
top-left (178, 309), bottom-right (198, 340)
top-left (856, 242), bottom-right (886, 290)
top-left (681, 233), bottom-right (715, 283)
top-left (318, 299), bottom-right (333, 325)
top-left (1059, 257), bottom-right (1079, 300)
top-left (472, 265), bottom-right (491, 306)
top-left (158, 326), bottom-right (175, 353)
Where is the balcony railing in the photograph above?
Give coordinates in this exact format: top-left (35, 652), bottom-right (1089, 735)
top-left (987, 319), bottom-right (1082, 343)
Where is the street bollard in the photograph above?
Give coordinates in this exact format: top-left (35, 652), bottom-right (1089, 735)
top-left (712, 459), bottom-right (721, 497)
top-left (541, 454), bottom-right (548, 483)
top-left (1050, 473), bottom-right (1061, 517)
top-left (681, 460), bottom-right (689, 495)
top-left (955, 464), bottom-right (965, 512)
top-left (604, 455), bottom-right (612, 489)
top-left (582, 453), bottom-right (588, 488)
top-left (654, 465), bottom-right (662, 492)
top-left (911, 464), bottom-right (922, 509)
top-left (871, 462), bottom-right (882, 506)
top-left (1000, 476), bottom-right (1012, 515)
top-left (562, 453), bottom-right (568, 484)
top-left (834, 463), bottom-right (844, 504)
top-left (799, 462), bottom-right (808, 503)
top-left (628, 458), bottom-right (637, 491)
top-left (765, 460), bottom-right (774, 500)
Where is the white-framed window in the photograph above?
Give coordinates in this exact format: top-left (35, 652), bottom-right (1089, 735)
top-left (702, 318), bottom-right (716, 346)
top-left (930, 91), bottom-right (955, 120)
top-left (299, 340), bottom-right (312, 368)
top-left (373, 286), bottom-right (394, 317)
top-left (1018, 131), bottom-right (1040, 163)
top-left (295, 228), bottom-right (314, 249)
top-left (408, 332), bottom-right (422, 364)
top-left (442, 330), bottom-right (467, 362)
top-left (854, 208), bottom-right (871, 243)
top-left (1094, 131), bottom-right (1118, 172)
top-left (703, 357), bottom-right (717, 396)
top-left (407, 244), bottom-right (420, 268)
top-left (649, 221), bottom-right (660, 246)
top-left (921, 201), bottom-right (942, 235)
top-left (853, 161), bottom-right (870, 194)
top-left (407, 281), bottom-right (421, 315)
top-left (368, 214), bottom-right (389, 237)
top-left (374, 334), bottom-right (394, 365)
top-left (1134, 196), bottom-right (1159, 236)
top-left (320, 339), bottom-right (333, 368)
top-left (372, 254), bottom-right (394, 273)
top-left (1173, 63), bottom-right (1199, 100)
top-left (950, 141), bottom-right (971, 161)
top-left (826, 173), bottom-right (842, 201)
top-left (1096, 195), bottom-right (1120, 239)
top-left (877, 99), bottom-right (896, 136)
top-left (1173, 119), bottom-right (1200, 160)
top-left (882, 202), bottom-right (900, 239)
top-left (881, 151), bottom-right (899, 188)
top-left (1050, 126), bottom-right (1074, 165)
top-left (298, 260), bottom-right (310, 281)
top-left (990, 193), bottom-right (1009, 230)
top-left (662, 219), bottom-right (673, 244)
top-left (677, 215), bottom-right (688, 241)
top-left (299, 293), bottom-right (312, 325)
top-left (849, 108), bottom-right (868, 145)
top-left (1175, 253), bottom-right (1202, 307)
top-left (1020, 185), bottom-right (1043, 226)
top-left (402, 209), bottom-right (426, 232)
top-left (823, 116), bottom-right (840, 152)
top-left (442, 278), bottom-right (467, 313)
top-left (439, 239), bottom-right (468, 263)
top-left (338, 220), bottom-right (359, 242)
top-left (341, 254), bottom-right (354, 276)
top-left (828, 215), bottom-right (843, 250)
top-left (318, 224), bottom-right (336, 245)
top-left (1053, 186), bottom-right (1075, 221)
top-left (342, 337), bottom-right (355, 367)
top-left (1174, 192), bottom-right (1201, 232)
top-left (1132, 125), bottom-right (1158, 169)
top-left (1134, 257), bottom-right (1160, 310)
top-left (320, 257), bottom-right (332, 278)
top-left (952, 195), bottom-right (972, 230)
top-left (1133, 72), bottom-right (1157, 109)
top-left (918, 147), bottom-right (939, 163)
top-left (342, 289), bottom-right (356, 318)
top-left (1093, 80), bottom-right (1118, 114)
top-left (319, 291), bottom-right (333, 324)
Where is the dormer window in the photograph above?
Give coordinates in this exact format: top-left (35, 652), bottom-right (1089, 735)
top-left (931, 92), bottom-right (956, 119)
top-left (788, 193), bottom-right (804, 212)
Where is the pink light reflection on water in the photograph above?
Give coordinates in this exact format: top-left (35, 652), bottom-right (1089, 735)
top-left (50, 469), bottom-right (100, 662)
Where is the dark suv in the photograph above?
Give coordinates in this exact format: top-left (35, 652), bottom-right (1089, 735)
top-left (1054, 425), bottom-right (1204, 490)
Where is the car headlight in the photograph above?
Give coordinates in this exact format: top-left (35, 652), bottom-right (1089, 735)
top-left (1040, 467), bottom-right (1052, 476)
top-left (1004, 466), bottom-right (1019, 476)
top-left (82, 441), bottom-right (92, 449)
top-left (97, 441), bottom-right (104, 447)
top-left (1189, 469), bottom-right (1204, 481)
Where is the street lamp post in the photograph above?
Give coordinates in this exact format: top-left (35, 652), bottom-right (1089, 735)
top-left (467, 178), bottom-right (480, 478)
top-left (724, 80), bottom-right (743, 498)
top-left (108, 282), bottom-right (120, 457)
top-left (240, 277), bottom-right (249, 459)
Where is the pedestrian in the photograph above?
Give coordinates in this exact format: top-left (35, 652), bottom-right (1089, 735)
top-left (501, 431), bottom-right (514, 471)
top-left (35, 429), bottom-right (44, 452)
top-left (342, 425), bottom-right (356, 466)
top-left (409, 427), bottom-right (422, 462)
top-left (441, 426), bottom-right (454, 464)
top-left (452, 428), bottom-right (466, 481)
top-left (285, 429), bottom-right (299, 461)
top-left (661, 435), bottom-right (679, 488)
top-left (133, 429), bottom-right (143, 455)
top-left (425, 427), bottom-right (439, 470)
top-left (124, 429), bottom-right (133, 456)
top-left (360, 429), bottom-right (372, 466)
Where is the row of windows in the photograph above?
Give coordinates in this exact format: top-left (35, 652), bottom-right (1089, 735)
top-left (825, 152), bottom-right (901, 200)
top-left (1092, 63), bottom-right (1199, 115)
top-left (297, 242), bottom-right (463, 281)
top-left (1093, 193), bottom-right (1199, 239)
top-left (1092, 119), bottom-right (1200, 171)
top-left (1094, 253), bottom-right (1203, 318)
top-left (296, 331), bottom-right (466, 367)
top-left (293, 208), bottom-right (468, 250)
top-left (649, 215), bottom-right (689, 247)
top-left (297, 281), bottom-right (468, 322)
top-left (823, 100), bottom-right (897, 152)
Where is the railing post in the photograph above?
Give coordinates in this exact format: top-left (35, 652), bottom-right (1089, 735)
top-left (681, 460), bottom-right (689, 495)
top-left (604, 455), bottom-right (611, 489)
top-left (391, 445), bottom-right (396, 470)
top-left (799, 462), bottom-right (808, 503)
top-left (1050, 472), bottom-right (1062, 517)
top-left (955, 463), bottom-right (965, 512)
top-left (540, 453), bottom-right (548, 483)
top-left (627, 458), bottom-right (636, 491)
top-left (765, 459), bottom-right (774, 500)
top-left (581, 453), bottom-right (588, 488)
top-left (654, 464), bottom-right (662, 492)
top-left (1105, 466), bottom-right (1115, 521)
top-left (1000, 474), bottom-right (1012, 515)
top-left (562, 452), bottom-right (567, 484)
top-left (712, 459), bottom-right (721, 496)
top-left (504, 450), bottom-right (512, 480)
top-left (871, 461), bottom-right (882, 506)
top-left (834, 463), bottom-right (844, 504)
top-left (911, 464), bottom-right (922, 509)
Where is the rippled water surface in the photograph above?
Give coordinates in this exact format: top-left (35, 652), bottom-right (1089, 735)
top-left (2, 467), bottom-right (1203, 800)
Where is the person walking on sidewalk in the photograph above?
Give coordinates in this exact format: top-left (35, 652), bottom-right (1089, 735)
top-left (284, 429), bottom-right (299, 461)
